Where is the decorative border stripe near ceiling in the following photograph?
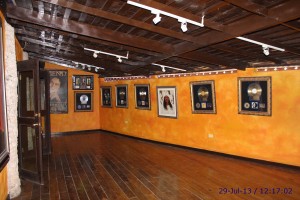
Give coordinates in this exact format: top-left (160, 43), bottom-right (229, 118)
top-left (256, 65), bottom-right (300, 72)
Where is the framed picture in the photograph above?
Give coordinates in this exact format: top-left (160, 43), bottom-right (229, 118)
top-left (101, 86), bottom-right (112, 107)
top-left (116, 85), bottom-right (128, 108)
top-left (0, 21), bottom-right (9, 172)
top-left (190, 80), bottom-right (216, 114)
top-left (238, 76), bottom-right (271, 116)
top-left (72, 75), bottom-right (94, 90)
top-left (49, 70), bottom-right (68, 114)
top-left (157, 86), bottom-right (177, 118)
top-left (74, 91), bottom-right (93, 112)
top-left (135, 84), bottom-right (151, 110)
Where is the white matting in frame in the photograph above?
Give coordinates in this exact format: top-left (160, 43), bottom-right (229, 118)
top-left (157, 86), bottom-right (177, 118)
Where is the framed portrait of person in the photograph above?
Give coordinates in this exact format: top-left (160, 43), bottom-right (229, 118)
top-left (49, 70), bottom-right (68, 114)
top-left (74, 91), bottom-right (93, 112)
top-left (116, 85), bottom-right (128, 108)
top-left (72, 75), bottom-right (94, 90)
top-left (135, 84), bottom-right (150, 110)
top-left (190, 80), bottom-right (216, 114)
top-left (157, 86), bottom-right (177, 118)
top-left (238, 76), bottom-right (271, 116)
top-left (101, 86), bottom-right (112, 107)
top-left (0, 21), bottom-right (9, 171)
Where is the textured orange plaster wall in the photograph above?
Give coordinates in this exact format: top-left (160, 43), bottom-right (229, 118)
top-left (45, 63), bottom-right (100, 133)
top-left (15, 38), bottom-right (23, 61)
top-left (0, 167), bottom-right (7, 200)
top-left (100, 68), bottom-right (300, 166)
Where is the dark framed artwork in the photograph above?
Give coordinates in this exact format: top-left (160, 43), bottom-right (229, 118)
top-left (72, 75), bottom-right (94, 90)
top-left (157, 86), bottom-right (177, 118)
top-left (190, 80), bottom-right (216, 114)
top-left (116, 85), bottom-right (128, 108)
top-left (238, 76), bottom-right (272, 116)
top-left (0, 21), bottom-right (9, 171)
top-left (74, 91), bottom-right (93, 112)
top-left (49, 70), bottom-right (68, 114)
top-left (101, 86), bottom-right (112, 107)
top-left (135, 84), bottom-right (151, 110)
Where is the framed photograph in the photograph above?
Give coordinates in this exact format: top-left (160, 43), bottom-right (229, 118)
top-left (101, 86), bottom-right (112, 107)
top-left (0, 21), bottom-right (9, 171)
top-left (74, 91), bottom-right (93, 112)
top-left (116, 85), bottom-right (128, 108)
top-left (190, 80), bottom-right (216, 114)
top-left (49, 70), bottom-right (68, 114)
top-left (157, 86), bottom-right (177, 118)
top-left (72, 75), bottom-right (94, 90)
top-left (238, 76), bottom-right (271, 116)
top-left (135, 84), bottom-right (151, 110)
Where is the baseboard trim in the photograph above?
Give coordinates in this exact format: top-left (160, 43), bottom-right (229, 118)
top-left (51, 129), bottom-right (101, 137)
top-left (98, 129), bottom-right (300, 170)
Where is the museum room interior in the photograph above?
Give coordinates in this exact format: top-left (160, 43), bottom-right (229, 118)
top-left (0, 0), bottom-right (300, 199)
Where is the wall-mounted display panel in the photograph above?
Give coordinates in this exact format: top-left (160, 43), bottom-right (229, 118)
top-left (72, 75), bottom-right (94, 90)
top-left (238, 76), bottom-right (271, 116)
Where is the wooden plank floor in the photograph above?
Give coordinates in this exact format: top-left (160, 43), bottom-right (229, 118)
top-left (13, 131), bottom-right (300, 200)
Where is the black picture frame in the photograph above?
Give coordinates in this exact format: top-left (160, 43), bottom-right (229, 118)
top-left (135, 84), bottom-right (151, 110)
top-left (190, 80), bottom-right (216, 114)
top-left (74, 91), bottom-right (93, 112)
top-left (0, 21), bottom-right (9, 172)
top-left (116, 85), bottom-right (128, 108)
top-left (238, 76), bottom-right (272, 116)
top-left (49, 70), bottom-right (68, 114)
top-left (101, 86), bottom-right (112, 107)
top-left (72, 75), bottom-right (94, 90)
top-left (157, 86), bottom-right (177, 118)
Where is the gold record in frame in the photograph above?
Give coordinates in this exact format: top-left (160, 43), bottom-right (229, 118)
top-left (247, 82), bottom-right (262, 101)
top-left (238, 76), bottom-right (271, 116)
top-left (190, 80), bottom-right (216, 114)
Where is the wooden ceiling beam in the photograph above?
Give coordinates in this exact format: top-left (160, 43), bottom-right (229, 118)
top-left (245, 35), bottom-right (300, 56)
top-left (223, 0), bottom-right (268, 16)
top-left (23, 43), bottom-right (137, 73)
top-left (146, 0), bottom-right (300, 68)
top-left (127, 0), bottom-right (225, 31)
top-left (11, 19), bottom-right (163, 58)
top-left (179, 51), bottom-right (247, 70)
top-left (213, 43), bottom-right (286, 64)
top-left (7, 5), bottom-right (174, 55)
top-left (41, 0), bottom-right (199, 44)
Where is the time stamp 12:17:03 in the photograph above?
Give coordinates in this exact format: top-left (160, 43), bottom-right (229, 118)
top-left (219, 187), bottom-right (292, 195)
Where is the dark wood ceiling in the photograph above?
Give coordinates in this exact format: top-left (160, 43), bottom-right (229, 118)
top-left (5, 0), bottom-right (300, 77)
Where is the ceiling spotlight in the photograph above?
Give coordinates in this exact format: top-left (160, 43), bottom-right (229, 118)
top-left (93, 52), bottom-right (98, 58)
top-left (161, 66), bottom-right (166, 72)
top-left (181, 21), bottom-right (188, 32)
top-left (117, 57), bottom-right (122, 63)
top-left (262, 45), bottom-right (270, 56)
top-left (153, 13), bottom-right (161, 24)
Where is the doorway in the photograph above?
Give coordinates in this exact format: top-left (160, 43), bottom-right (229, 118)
top-left (17, 59), bottom-right (51, 184)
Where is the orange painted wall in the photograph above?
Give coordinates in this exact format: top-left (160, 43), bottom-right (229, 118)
top-left (100, 68), bottom-right (300, 167)
top-left (15, 38), bottom-right (23, 61)
top-left (0, 167), bottom-right (7, 200)
top-left (45, 63), bottom-right (100, 133)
